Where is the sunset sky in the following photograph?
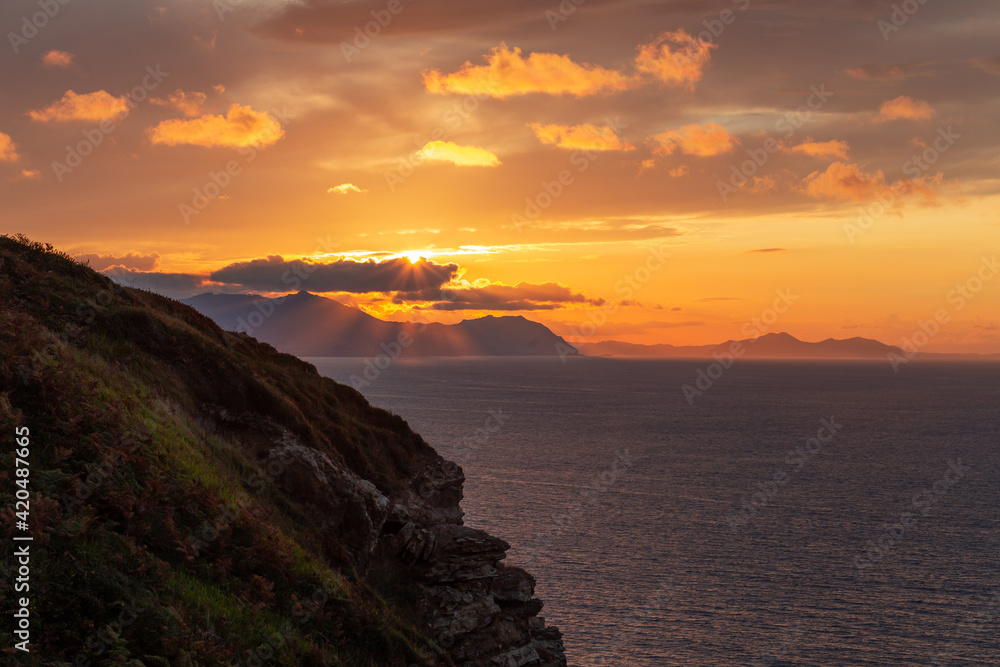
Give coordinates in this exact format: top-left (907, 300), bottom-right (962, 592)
top-left (2, 0), bottom-right (998, 352)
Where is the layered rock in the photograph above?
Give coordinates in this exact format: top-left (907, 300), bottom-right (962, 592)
top-left (208, 410), bottom-right (567, 666)
top-left (266, 442), bottom-right (390, 571)
top-left (384, 460), bottom-right (568, 666)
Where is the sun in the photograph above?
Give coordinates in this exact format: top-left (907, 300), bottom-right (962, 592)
top-left (394, 249), bottom-right (438, 264)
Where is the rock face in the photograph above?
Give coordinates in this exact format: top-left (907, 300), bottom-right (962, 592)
top-left (211, 410), bottom-right (567, 666)
top-left (384, 460), bottom-right (567, 666)
top-left (266, 442), bottom-right (390, 571)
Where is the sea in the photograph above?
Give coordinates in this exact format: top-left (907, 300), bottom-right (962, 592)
top-left (307, 357), bottom-right (1000, 667)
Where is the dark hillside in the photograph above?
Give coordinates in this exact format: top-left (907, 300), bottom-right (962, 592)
top-left (0, 236), bottom-right (566, 666)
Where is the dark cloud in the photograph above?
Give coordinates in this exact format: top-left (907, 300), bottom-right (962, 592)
top-left (396, 281), bottom-right (604, 311)
top-left (104, 268), bottom-right (211, 299)
top-left (104, 264), bottom-right (604, 313)
top-left (209, 255), bottom-right (459, 293)
top-left (101, 254), bottom-right (459, 299)
top-left (75, 252), bottom-right (160, 271)
top-left (252, 0), bottom-right (638, 42)
top-left (747, 248), bottom-right (786, 253)
top-left (253, 0), bottom-right (913, 44)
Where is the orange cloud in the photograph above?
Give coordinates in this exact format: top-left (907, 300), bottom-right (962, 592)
top-left (634, 30), bottom-right (716, 90)
top-left (529, 123), bottom-right (634, 151)
top-left (423, 43), bottom-right (636, 98)
top-left (653, 123), bottom-right (738, 156)
top-left (804, 161), bottom-right (941, 204)
top-left (41, 50), bottom-right (74, 67)
top-left (783, 139), bottom-right (850, 159)
top-left (148, 104), bottom-right (285, 148)
top-left (151, 89), bottom-right (207, 116)
top-left (415, 141), bottom-right (501, 167)
top-left (0, 132), bottom-right (19, 162)
top-left (423, 32), bottom-right (715, 99)
top-left (28, 90), bottom-right (129, 122)
top-left (877, 95), bottom-right (935, 122)
top-left (327, 183), bottom-right (366, 195)
top-left (20, 169), bottom-right (41, 179)
top-left (668, 165), bottom-right (690, 178)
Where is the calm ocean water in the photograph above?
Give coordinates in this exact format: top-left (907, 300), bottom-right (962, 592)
top-left (308, 357), bottom-right (1000, 666)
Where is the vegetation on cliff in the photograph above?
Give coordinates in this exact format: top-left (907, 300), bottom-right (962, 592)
top-left (0, 235), bottom-right (451, 666)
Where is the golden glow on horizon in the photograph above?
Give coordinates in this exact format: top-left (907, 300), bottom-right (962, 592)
top-left (3, 0), bottom-right (998, 354)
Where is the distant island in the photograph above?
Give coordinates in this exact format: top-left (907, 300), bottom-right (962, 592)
top-left (183, 292), bottom-right (998, 361)
top-left (183, 291), bottom-right (580, 358)
top-left (579, 332), bottom-right (1000, 360)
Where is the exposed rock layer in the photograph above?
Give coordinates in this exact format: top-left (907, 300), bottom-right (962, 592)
top-left (385, 460), bottom-right (567, 667)
top-left (244, 416), bottom-right (567, 666)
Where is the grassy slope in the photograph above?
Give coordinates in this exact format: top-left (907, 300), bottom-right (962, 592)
top-left (0, 236), bottom-right (449, 666)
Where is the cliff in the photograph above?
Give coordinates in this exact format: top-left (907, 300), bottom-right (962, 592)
top-left (0, 235), bottom-right (566, 666)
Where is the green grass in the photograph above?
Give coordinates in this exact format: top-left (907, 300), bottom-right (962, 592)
top-left (0, 235), bottom-right (448, 666)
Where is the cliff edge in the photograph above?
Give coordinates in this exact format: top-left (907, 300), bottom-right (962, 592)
top-left (0, 235), bottom-right (566, 666)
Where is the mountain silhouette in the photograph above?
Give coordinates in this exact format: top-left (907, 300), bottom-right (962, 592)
top-left (579, 332), bottom-right (907, 359)
top-left (183, 291), bottom-right (579, 357)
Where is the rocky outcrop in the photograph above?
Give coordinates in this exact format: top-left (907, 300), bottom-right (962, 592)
top-left (204, 407), bottom-right (393, 570)
top-left (266, 442), bottom-right (390, 570)
top-left (383, 460), bottom-right (568, 666)
top-left (206, 410), bottom-right (567, 666)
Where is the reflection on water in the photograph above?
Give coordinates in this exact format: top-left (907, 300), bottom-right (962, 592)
top-left (309, 357), bottom-right (1000, 666)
